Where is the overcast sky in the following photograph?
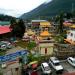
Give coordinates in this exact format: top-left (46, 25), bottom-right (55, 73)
top-left (0, 0), bottom-right (51, 17)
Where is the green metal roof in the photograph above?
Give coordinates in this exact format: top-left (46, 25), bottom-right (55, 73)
top-left (0, 21), bottom-right (10, 25)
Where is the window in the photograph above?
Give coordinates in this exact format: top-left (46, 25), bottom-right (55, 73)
top-left (42, 64), bottom-right (44, 69)
top-left (73, 60), bottom-right (75, 63)
top-left (42, 64), bottom-right (50, 71)
top-left (70, 33), bottom-right (73, 36)
top-left (50, 59), bottom-right (53, 63)
top-left (69, 58), bottom-right (73, 63)
top-left (54, 62), bottom-right (60, 66)
top-left (44, 66), bottom-right (50, 71)
top-left (45, 48), bottom-right (47, 54)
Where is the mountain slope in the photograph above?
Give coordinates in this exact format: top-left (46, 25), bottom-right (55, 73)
top-left (20, 0), bottom-right (75, 19)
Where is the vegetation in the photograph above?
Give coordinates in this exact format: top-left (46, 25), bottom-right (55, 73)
top-left (16, 40), bottom-right (28, 48)
top-left (0, 51), bottom-right (6, 56)
top-left (10, 19), bottom-right (26, 38)
top-left (16, 40), bottom-right (36, 50)
top-left (54, 34), bottom-right (65, 43)
top-left (27, 54), bottom-right (40, 63)
top-left (55, 12), bottom-right (64, 34)
top-left (27, 54), bottom-right (51, 64)
top-left (54, 12), bottom-right (67, 43)
top-left (0, 72), bottom-right (3, 75)
top-left (0, 14), bottom-right (15, 21)
top-left (27, 41), bottom-right (36, 50)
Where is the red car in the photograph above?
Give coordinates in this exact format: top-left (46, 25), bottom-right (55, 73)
top-left (31, 71), bottom-right (38, 75)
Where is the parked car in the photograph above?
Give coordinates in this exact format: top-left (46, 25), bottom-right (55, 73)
top-left (0, 42), bottom-right (7, 50)
top-left (49, 57), bottom-right (63, 73)
top-left (41, 62), bottom-right (52, 74)
top-left (67, 57), bottom-right (75, 67)
top-left (31, 71), bottom-right (38, 75)
top-left (28, 61), bottom-right (38, 69)
top-left (1, 41), bottom-right (12, 49)
top-left (2, 41), bottom-right (12, 49)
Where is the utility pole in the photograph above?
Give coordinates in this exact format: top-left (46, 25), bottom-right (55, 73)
top-left (72, 3), bottom-right (74, 17)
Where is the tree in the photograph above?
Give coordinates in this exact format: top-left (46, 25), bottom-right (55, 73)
top-left (17, 19), bottom-right (26, 38)
top-left (64, 12), bottom-right (73, 19)
top-left (27, 41), bottom-right (36, 50)
top-left (55, 12), bottom-right (64, 34)
top-left (10, 18), bottom-right (16, 25)
top-left (58, 12), bottom-right (64, 34)
top-left (10, 19), bottom-right (26, 38)
top-left (54, 12), bottom-right (66, 43)
top-left (0, 14), bottom-right (15, 21)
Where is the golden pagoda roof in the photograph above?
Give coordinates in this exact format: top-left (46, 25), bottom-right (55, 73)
top-left (69, 24), bottom-right (75, 28)
top-left (40, 21), bottom-right (51, 27)
top-left (27, 29), bottom-right (35, 35)
top-left (40, 31), bottom-right (52, 37)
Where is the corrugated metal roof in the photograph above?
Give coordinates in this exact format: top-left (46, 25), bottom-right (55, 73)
top-left (31, 20), bottom-right (47, 22)
top-left (0, 26), bottom-right (11, 34)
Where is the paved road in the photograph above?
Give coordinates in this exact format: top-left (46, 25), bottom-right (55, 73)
top-left (6, 46), bottom-right (24, 54)
top-left (33, 60), bottom-right (75, 75)
top-left (60, 60), bottom-right (75, 73)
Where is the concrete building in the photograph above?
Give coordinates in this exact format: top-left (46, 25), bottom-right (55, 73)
top-left (38, 40), bottom-right (54, 56)
top-left (64, 24), bottom-right (75, 45)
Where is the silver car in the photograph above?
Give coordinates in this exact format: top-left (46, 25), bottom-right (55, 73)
top-left (41, 62), bottom-right (52, 74)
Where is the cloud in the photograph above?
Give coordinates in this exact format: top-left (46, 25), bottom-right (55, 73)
top-left (0, 0), bottom-right (51, 17)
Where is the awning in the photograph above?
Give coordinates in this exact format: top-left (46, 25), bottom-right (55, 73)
top-left (64, 39), bottom-right (75, 45)
top-left (28, 61), bottom-right (38, 66)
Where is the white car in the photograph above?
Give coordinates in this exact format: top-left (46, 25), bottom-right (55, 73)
top-left (67, 57), bottom-right (75, 67)
top-left (1, 41), bottom-right (12, 49)
top-left (49, 57), bottom-right (63, 72)
top-left (0, 42), bottom-right (7, 50)
top-left (41, 62), bottom-right (52, 74)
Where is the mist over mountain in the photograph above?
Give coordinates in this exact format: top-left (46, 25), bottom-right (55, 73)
top-left (0, 9), bottom-right (16, 21)
top-left (0, 8), bottom-right (21, 17)
top-left (20, 0), bottom-right (75, 20)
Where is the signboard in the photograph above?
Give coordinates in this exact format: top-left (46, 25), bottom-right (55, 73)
top-left (0, 50), bottom-right (28, 63)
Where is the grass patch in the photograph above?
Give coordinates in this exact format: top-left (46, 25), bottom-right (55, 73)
top-left (16, 40), bottom-right (28, 49)
top-left (0, 51), bottom-right (6, 56)
top-left (27, 41), bottom-right (36, 50)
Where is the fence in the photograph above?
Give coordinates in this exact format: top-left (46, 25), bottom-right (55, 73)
top-left (54, 43), bottom-right (75, 59)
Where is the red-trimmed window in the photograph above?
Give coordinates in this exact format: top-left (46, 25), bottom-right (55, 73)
top-left (45, 48), bottom-right (47, 54)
